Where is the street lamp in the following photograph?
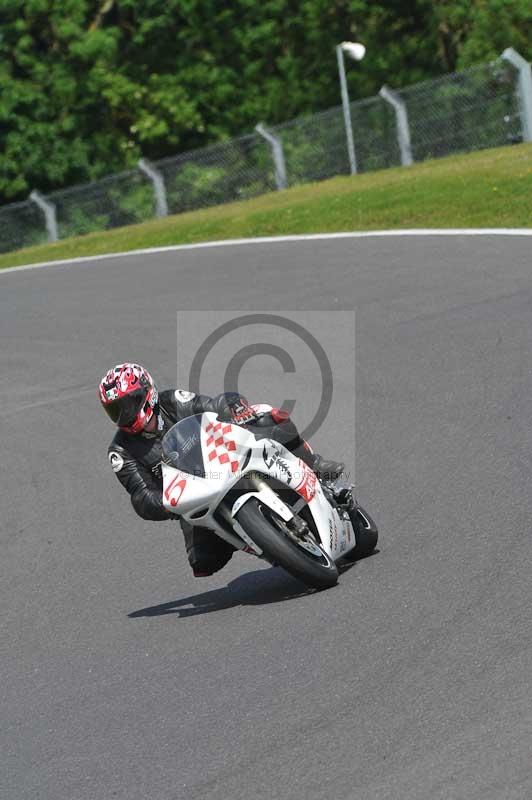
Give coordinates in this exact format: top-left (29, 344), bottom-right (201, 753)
top-left (336, 41), bottom-right (366, 175)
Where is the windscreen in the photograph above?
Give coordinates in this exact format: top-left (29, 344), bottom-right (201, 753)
top-left (162, 414), bottom-right (206, 478)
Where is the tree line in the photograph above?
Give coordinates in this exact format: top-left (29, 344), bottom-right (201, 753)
top-left (1, 0), bottom-right (530, 203)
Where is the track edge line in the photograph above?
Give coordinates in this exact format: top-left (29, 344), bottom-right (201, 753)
top-left (2, 228), bottom-right (531, 275)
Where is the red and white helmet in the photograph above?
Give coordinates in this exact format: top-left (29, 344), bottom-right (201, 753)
top-left (99, 363), bottom-right (158, 434)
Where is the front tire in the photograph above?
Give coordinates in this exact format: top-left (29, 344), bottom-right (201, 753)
top-left (235, 498), bottom-right (338, 590)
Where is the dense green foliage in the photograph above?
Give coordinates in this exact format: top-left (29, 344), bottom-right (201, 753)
top-left (1, 0), bottom-right (531, 202)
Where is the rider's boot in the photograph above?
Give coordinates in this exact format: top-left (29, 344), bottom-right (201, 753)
top-left (307, 453), bottom-right (345, 483)
top-left (266, 420), bottom-right (346, 497)
top-left (309, 454), bottom-right (354, 510)
top-left (291, 440), bottom-right (345, 484)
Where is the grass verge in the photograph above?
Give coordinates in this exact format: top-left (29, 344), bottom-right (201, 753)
top-left (1, 143), bottom-right (531, 269)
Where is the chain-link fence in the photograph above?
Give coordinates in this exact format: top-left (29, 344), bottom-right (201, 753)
top-left (0, 198), bottom-right (50, 253)
top-left (156, 134), bottom-right (275, 215)
top-left (48, 169), bottom-right (155, 241)
top-left (274, 95), bottom-right (400, 185)
top-left (1, 51), bottom-right (530, 255)
top-left (399, 60), bottom-right (522, 163)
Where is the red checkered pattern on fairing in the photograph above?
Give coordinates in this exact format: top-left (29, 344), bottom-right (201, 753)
top-left (204, 421), bottom-right (240, 474)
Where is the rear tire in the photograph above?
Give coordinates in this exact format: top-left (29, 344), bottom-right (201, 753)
top-left (344, 504), bottom-right (378, 561)
top-left (235, 498), bottom-right (338, 590)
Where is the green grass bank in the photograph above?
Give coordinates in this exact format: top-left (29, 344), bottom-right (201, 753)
top-left (2, 143), bottom-right (531, 270)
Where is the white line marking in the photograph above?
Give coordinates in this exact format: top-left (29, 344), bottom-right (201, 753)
top-left (1, 229), bottom-right (531, 275)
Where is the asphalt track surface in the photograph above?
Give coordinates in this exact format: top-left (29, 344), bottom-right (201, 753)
top-left (2, 234), bottom-right (532, 800)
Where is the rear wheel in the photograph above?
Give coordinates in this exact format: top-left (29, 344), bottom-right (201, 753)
top-left (235, 498), bottom-right (338, 590)
top-left (344, 504), bottom-right (378, 561)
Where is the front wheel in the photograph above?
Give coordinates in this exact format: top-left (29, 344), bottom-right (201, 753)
top-left (235, 498), bottom-right (338, 590)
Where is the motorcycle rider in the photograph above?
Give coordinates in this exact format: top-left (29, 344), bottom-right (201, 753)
top-left (99, 362), bottom-right (345, 577)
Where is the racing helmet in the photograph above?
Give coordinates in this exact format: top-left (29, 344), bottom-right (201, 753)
top-left (99, 363), bottom-right (158, 434)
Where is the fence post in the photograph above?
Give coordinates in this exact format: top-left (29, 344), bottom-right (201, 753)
top-left (29, 190), bottom-right (58, 242)
top-left (501, 48), bottom-right (532, 143)
top-left (379, 85), bottom-right (413, 166)
top-left (255, 123), bottom-right (287, 190)
top-left (138, 158), bottom-right (168, 217)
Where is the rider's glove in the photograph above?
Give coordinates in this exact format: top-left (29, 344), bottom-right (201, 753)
top-left (218, 392), bottom-right (259, 426)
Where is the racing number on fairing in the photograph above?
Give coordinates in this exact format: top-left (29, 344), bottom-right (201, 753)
top-left (164, 474), bottom-right (188, 507)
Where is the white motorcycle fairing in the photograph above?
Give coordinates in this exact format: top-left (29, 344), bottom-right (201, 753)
top-left (161, 412), bottom-right (355, 562)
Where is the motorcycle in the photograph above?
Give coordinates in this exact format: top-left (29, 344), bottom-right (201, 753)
top-left (161, 412), bottom-right (378, 590)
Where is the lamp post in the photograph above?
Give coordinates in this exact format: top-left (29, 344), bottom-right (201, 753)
top-left (336, 41), bottom-right (366, 175)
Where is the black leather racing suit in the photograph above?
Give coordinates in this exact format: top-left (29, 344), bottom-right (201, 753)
top-left (107, 389), bottom-right (308, 575)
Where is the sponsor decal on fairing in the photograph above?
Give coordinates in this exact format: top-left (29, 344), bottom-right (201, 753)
top-left (262, 444), bottom-right (293, 481)
top-left (294, 467), bottom-right (317, 502)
